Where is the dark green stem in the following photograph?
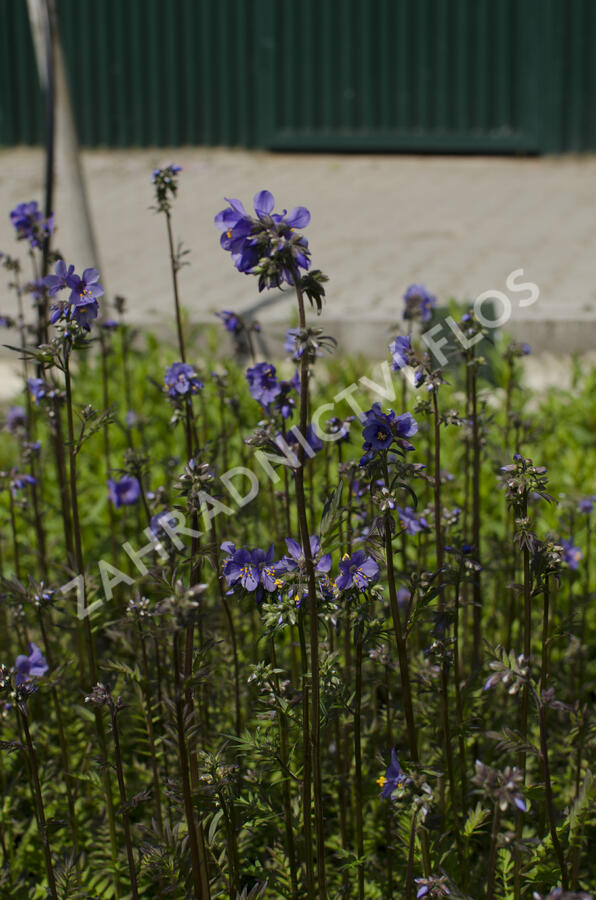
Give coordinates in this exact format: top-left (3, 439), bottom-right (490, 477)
top-left (109, 700), bottom-right (139, 900)
top-left (21, 710), bottom-right (58, 900)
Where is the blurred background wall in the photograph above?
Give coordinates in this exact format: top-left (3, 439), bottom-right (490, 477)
top-left (1, 0), bottom-right (595, 153)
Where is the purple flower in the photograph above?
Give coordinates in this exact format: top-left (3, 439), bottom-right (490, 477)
top-left (43, 260), bottom-right (75, 297)
top-left (274, 371), bottom-right (300, 420)
top-left (403, 284), bottom-right (436, 323)
top-left (216, 310), bottom-right (242, 334)
top-left (164, 362), bottom-right (204, 399)
top-left (336, 550), bottom-right (379, 592)
top-left (279, 535), bottom-right (332, 575)
top-left (15, 642), bottom-right (49, 685)
top-left (101, 318), bottom-right (119, 331)
top-left (10, 201), bottom-right (54, 248)
top-left (66, 267), bottom-right (104, 305)
top-left (360, 404), bottom-right (418, 462)
top-left (150, 510), bottom-right (178, 538)
top-left (107, 475), bottom-right (141, 508)
top-left (377, 749), bottom-right (406, 799)
top-left (578, 497), bottom-right (595, 514)
top-left (221, 542), bottom-right (282, 601)
top-left (398, 506), bottom-right (429, 536)
top-left (27, 378), bottom-right (46, 405)
top-left (561, 539), bottom-right (582, 570)
top-left (415, 877), bottom-right (452, 898)
top-left (389, 335), bottom-right (412, 371)
top-left (5, 406), bottom-right (27, 432)
top-left (214, 190), bottom-right (311, 289)
top-left (325, 415), bottom-right (354, 443)
top-left (11, 472), bottom-right (36, 494)
top-left (285, 328), bottom-right (303, 360)
top-left (285, 423), bottom-right (324, 455)
top-left (44, 262), bottom-right (103, 330)
top-left (246, 362), bottom-right (281, 406)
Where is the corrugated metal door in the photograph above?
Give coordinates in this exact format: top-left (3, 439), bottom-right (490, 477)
top-left (1, 0), bottom-right (595, 152)
top-left (257, 0), bottom-right (543, 152)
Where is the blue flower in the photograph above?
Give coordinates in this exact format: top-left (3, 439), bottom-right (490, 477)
top-left (279, 535), bottom-right (332, 575)
top-left (216, 310), bottom-right (242, 334)
top-left (246, 362), bottom-right (281, 406)
top-left (15, 642), bottom-right (49, 685)
top-left (578, 496), bottom-right (595, 514)
top-left (10, 201), bottom-right (54, 248)
top-left (360, 404), bottom-right (418, 463)
top-left (377, 749), bottom-right (407, 799)
top-left (561, 538), bottom-right (582, 570)
top-left (164, 362), bottom-right (204, 398)
top-left (5, 406), bottom-right (27, 433)
top-left (27, 378), bottom-right (47, 405)
top-left (389, 335), bottom-right (412, 371)
top-left (108, 476), bottom-right (141, 508)
top-left (273, 372), bottom-right (300, 420)
top-left (43, 260), bottom-right (75, 297)
top-left (43, 262), bottom-right (103, 330)
top-left (215, 190), bottom-right (311, 289)
top-left (221, 542), bottom-right (282, 602)
top-left (336, 550), bottom-right (379, 592)
top-left (325, 415), bottom-right (354, 443)
top-left (397, 506), bottom-right (429, 536)
top-left (285, 423), bottom-right (324, 455)
top-left (11, 472), bottom-right (36, 494)
top-left (403, 284), bottom-right (436, 323)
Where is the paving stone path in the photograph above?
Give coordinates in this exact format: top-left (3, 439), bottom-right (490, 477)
top-left (0, 147), bottom-right (595, 395)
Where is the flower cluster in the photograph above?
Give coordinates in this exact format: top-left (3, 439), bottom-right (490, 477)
top-left (43, 260), bottom-right (103, 331)
top-left (164, 362), bottom-right (204, 399)
top-left (221, 542), bottom-right (283, 603)
top-left (152, 164), bottom-right (182, 213)
top-left (472, 760), bottom-right (527, 813)
top-left (215, 190), bottom-right (311, 290)
top-left (484, 650), bottom-right (530, 694)
top-left (10, 201), bottom-right (54, 248)
top-left (389, 334), bottom-right (412, 371)
top-left (415, 876), bottom-right (452, 898)
top-left (403, 283), bottom-right (436, 323)
top-left (397, 506), bottom-right (429, 536)
top-left (5, 406), bottom-right (27, 433)
top-left (360, 403), bottom-right (418, 464)
top-left (246, 362), bottom-right (300, 419)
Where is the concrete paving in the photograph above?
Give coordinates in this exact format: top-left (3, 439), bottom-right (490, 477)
top-left (1, 147), bottom-right (595, 372)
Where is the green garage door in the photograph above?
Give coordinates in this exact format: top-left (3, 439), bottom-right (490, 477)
top-left (1, 0), bottom-right (594, 152)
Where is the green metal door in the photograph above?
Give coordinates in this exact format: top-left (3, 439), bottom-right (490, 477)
top-left (1, 0), bottom-right (595, 151)
top-left (256, 0), bottom-right (543, 152)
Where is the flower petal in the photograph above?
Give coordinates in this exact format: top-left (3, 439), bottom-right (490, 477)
top-left (253, 190), bottom-right (275, 216)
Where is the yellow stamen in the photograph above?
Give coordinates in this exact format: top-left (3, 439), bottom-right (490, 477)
top-left (377, 775), bottom-right (387, 787)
